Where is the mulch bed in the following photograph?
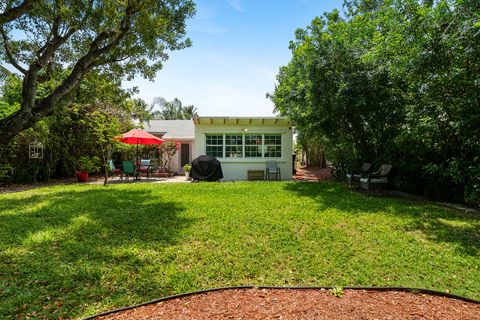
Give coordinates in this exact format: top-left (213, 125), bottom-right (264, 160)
top-left (95, 288), bottom-right (479, 320)
top-left (293, 166), bottom-right (331, 181)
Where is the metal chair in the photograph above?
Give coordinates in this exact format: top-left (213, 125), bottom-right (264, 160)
top-left (138, 159), bottom-right (152, 180)
top-left (266, 160), bottom-right (281, 181)
top-left (121, 161), bottom-right (137, 182)
top-left (346, 162), bottom-right (372, 188)
top-left (360, 164), bottom-right (392, 195)
top-left (108, 160), bottom-right (122, 181)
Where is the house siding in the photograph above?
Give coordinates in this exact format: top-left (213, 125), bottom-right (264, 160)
top-left (194, 123), bottom-right (293, 181)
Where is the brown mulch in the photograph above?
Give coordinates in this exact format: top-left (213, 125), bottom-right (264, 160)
top-left (293, 166), bottom-right (331, 181)
top-left (95, 288), bottom-right (480, 320)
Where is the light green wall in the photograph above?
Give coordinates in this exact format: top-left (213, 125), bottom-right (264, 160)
top-left (194, 123), bottom-right (293, 180)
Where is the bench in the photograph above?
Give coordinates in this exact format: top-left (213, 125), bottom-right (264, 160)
top-left (247, 170), bottom-right (265, 181)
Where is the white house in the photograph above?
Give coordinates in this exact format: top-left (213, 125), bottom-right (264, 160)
top-left (144, 116), bottom-right (293, 180)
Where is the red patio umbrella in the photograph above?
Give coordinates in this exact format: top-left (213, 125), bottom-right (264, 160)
top-left (116, 128), bottom-right (164, 162)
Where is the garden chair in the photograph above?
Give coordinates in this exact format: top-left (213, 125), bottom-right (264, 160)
top-left (108, 160), bottom-right (122, 181)
top-left (121, 160), bottom-right (137, 182)
top-left (266, 160), bottom-right (281, 181)
top-left (346, 162), bottom-right (372, 188)
top-left (138, 159), bottom-right (152, 180)
top-left (360, 164), bottom-right (392, 195)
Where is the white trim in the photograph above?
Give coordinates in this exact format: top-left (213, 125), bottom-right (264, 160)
top-left (204, 133), bottom-right (283, 160)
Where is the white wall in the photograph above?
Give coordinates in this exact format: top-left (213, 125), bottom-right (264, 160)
top-left (164, 139), bottom-right (193, 173)
top-left (194, 123), bottom-right (293, 180)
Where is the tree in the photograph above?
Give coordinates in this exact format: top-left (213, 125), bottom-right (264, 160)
top-left (0, 0), bottom-right (195, 144)
top-left (151, 96), bottom-right (197, 119)
top-left (0, 70), bottom-right (138, 183)
top-left (271, 0), bottom-right (480, 203)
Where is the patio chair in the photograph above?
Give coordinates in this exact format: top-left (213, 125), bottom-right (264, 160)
top-left (121, 160), bottom-right (137, 182)
top-left (108, 160), bottom-right (122, 181)
top-left (137, 159), bottom-right (152, 180)
top-left (346, 162), bottom-right (372, 188)
top-left (360, 164), bottom-right (392, 195)
top-left (266, 160), bottom-right (281, 181)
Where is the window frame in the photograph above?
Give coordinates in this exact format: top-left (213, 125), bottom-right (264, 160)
top-left (205, 133), bottom-right (282, 159)
top-left (205, 134), bottom-right (224, 158)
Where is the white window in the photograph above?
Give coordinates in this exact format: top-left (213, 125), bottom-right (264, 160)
top-left (205, 134), bottom-right (223, 158)
top-left (225, 134), bottom-right (243, 158)
top-left (264, 134), bottom-right (282, 158)
top-left (245, 134), bottom-right (263, 158)
top-left (205, 133), bottom-right (282, 159)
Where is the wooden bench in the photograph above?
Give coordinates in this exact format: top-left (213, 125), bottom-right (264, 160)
top-left (247, 170), bottom-right (265, 181)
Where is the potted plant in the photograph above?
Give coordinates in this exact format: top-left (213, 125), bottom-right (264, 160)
top-left (183, 163), bottom-right (192, 180)
top-left (75, 156), bottom-right (100, 182)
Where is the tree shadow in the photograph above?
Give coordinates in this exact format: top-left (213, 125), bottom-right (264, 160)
top-left (0, 187), bottom-right (194, 318)
top-left (283, 181), bottom-right (480, 256)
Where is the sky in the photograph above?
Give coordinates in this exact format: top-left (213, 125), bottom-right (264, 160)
top-left (127, 0), bottom-right (344, 117)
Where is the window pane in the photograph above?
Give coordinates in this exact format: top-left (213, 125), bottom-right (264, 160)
top-left (245, 134), bottom-right (262, 145)
top-left (226, 146), bottom-right (242, 158)
top-left (264, 134), bottom-right (281, 145)
top-left (206, 146), bottom-right (223, 157)
top-left (264, 134), bottom-right (281, 158)
top-left (225, 134), bottom-right (242, 145)
top-left (245, 145), bottom-right (262, 158)
top-left (264, 145), bottom-right (281, 158)
top-left (206, 134), bottom-right (223, 145)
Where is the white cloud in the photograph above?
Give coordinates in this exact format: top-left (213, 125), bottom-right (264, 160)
top-left (226, 0), bottom-right (243, 12)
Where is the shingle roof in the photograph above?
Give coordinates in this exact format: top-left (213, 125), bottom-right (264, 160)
top-left (143, 120), bottom-right (195, 139)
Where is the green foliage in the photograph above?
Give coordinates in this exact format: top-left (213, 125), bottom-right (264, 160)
top-left (272, 0), bottom-right (480, 204)
top-left (0, 72), bottom-right (137, 183)
top-left (331, 286), bottom-right (344, 298)
top-left (151, 97), bottom-right (197, 119)
top-left (183, 163), bottom-right (192, 172)
top-left (75, 156), bottom-right (101, 173)
top-left (0, 0), bottom-right (196, 143)
top-left (0, 181), bottom-right (479, 318)
top-left (158, 141), bottom-right (179, 172)
top-left (0, 163), bottom-right (13, 184)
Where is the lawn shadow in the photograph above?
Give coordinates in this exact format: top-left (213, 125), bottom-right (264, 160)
top-left (0, 186), bottom-right (195, 317)
top-left (284, 181), bottom-right (480, 256)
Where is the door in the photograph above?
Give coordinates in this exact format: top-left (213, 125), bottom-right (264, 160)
top-left (180, 144), bottom-right (190, 170)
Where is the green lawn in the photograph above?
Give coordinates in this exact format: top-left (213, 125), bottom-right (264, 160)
top-left (0, 181), bottom-right (478, 319)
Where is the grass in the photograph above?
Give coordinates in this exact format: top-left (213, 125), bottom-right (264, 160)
top-left (0, 181), bottom-right (479, 319)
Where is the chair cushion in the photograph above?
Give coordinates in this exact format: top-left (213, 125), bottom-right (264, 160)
top-left (360, 177), bottom-right (387, 183)
top-left (347, 174), bottom-right (361, 179)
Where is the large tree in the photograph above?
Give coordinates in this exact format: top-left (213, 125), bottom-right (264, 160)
top-left (272, 0), bottom-right (480, 203)
top-left (0, 0), bottom-right (195, 144)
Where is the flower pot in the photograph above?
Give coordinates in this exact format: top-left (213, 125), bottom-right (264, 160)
top-left (185, 171), bottom-right (190, 180)
top-left (76, 171), bottom-right (89, 182)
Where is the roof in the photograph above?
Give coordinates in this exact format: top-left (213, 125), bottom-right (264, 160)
top-left (193, 116), bottom-right (290, 126)
top-left (143, 120), bottom-right (195, 139)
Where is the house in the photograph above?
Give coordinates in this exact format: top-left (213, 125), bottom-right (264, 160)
top-left (143, 119), bottom-right (195, 174)
top-left (144, 116), bottom-right (293, 180)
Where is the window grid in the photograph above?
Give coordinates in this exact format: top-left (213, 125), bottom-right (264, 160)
top-left (264, 134), bottom-right (282, 158)
top-left (206, 134), bottom-right (224, 158)
top-left (225, 134), bottom-right (243, 158)
top-left (205, 133), bottom-right (282, 159)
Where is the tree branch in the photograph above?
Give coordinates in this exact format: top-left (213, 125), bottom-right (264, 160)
top-left (33, 4), bottom-right (137, 116)
top-left (0, 26), bottom-right (27, 74)
top-left (0, 2), bottom-right (142, 145)
top-left (0, 0), bottom-right (34, 26)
